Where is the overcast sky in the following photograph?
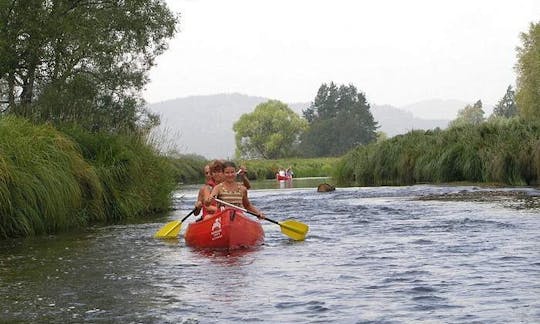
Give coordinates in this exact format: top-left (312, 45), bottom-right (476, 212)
top-left (143, 0), bottom-right (539, 109)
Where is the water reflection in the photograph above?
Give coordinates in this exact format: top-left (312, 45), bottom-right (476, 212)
top-left (189, 247), bottom-right (261, 266)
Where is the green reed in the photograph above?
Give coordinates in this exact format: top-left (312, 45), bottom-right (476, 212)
top-left (0, 116), bottom-right (100, 238)
top-left (337, 118), bottom-right (540, 187)
top-left (61, 126), bottom-right (177, 222)
top-left (0, 116), bottom-right (183, 239)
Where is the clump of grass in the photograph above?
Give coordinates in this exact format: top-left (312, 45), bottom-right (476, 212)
top-left (0, 116), bottom-right (101, 238)
top-left (0, 115), bottom-right (192, 239)
top-left (167, 154), bottom-right (208, 184)
top-left (337, 118), bottom-right (540, 187)
top-left (61, 126), bottom-right (178, 222)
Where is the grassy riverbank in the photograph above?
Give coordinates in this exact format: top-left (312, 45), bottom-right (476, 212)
top-left (335, 118), bottom-right (540, 187)
top-left (237, 157), bottom-right (339, 180)
top-left (5, 114), bottom-right (538, 239)
top-left (0, 116), bottom-right (204, 239)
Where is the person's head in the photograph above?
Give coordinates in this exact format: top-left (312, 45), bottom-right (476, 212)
top-left (210, 160), bottom-right (225, 183)
top-left (222, 161), bottom-right (237, 182)
top-left (203, 164), bottom-right (211, 181)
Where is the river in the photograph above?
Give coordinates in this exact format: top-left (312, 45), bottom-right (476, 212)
top-left (1, 179), bottom-right (539, 323)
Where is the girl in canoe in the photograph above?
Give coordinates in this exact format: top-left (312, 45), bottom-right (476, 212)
top-left (206, 161), bottom-right (265, 219)
top-left (194, 160), bottom-right (225, 218)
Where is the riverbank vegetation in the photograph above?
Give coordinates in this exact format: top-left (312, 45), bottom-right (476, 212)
top-left (237, 157), bottom-right (339, 180)
top-left (0, 1), bottom-right (186, 238)
top-left (335, 118), bottom-right (540, 187)
top-left (0, 116), bottom-right (205, 239)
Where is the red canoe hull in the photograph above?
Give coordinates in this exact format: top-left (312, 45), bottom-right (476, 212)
top-left (276, 174), bottom-right (292, 181)
top-left (185, 208), bottom-right (264, 250)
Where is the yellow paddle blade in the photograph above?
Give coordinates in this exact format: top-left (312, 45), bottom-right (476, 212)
top-left (154, 220), bottom-right (182, 239)
top-left (278, 219), bottom-right (309, 241)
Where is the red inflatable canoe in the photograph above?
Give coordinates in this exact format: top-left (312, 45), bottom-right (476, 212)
top-left (184, 208), bottom-right (264, 250)
top-left (276, 173), bottom-right (292, 181)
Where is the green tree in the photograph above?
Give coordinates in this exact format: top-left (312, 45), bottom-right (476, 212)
top-left (515, 21), bottom-right (540, 121)
top-left (0, 0), bottom-right (177, 132)
top-left (492, 85), bottom-right (518, 118)
top-left (450, 100), bottom-right (485, 127)
top-left (233, 100), bottom-right (307, 159)
top-left (300, 83), bottom-right (378, 157)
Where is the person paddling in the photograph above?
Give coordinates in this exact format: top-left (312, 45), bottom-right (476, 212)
top-left (194, 160), bottom-right (225, 219)
top-left (237, 164), bottom-right (251, 189)
top-left (206, 161), bottom-right (265, 219)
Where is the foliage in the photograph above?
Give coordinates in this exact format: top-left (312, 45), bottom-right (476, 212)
top-left (61, 125), bottom-right (177, 222)
top-left (515, 21), bottom-right (540, 121)
top-left (0, 0), bottom-right (177, 132)
top-left (0, 116), bottom-right (181, 239)
top-left (336, 118), bottom-right (540, 187)
top-left (450, 100), bottom-right (485, 127)
top-left (0, 116), bottom-right (101, 238)
top-left (300, 82), bottom-right (378, 157)
top-left (492, 85), bottom-right (518, 118)
top-left (237, 157), bottom-right (339, 180)
top-left (233, 100), bottom-right (307, 159)
top-left (167, 154), bottom-right (208, 184)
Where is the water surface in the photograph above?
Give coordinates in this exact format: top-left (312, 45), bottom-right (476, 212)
top-left (1, 181), bottom-right (539, 322)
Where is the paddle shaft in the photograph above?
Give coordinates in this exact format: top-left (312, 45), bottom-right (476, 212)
top-left (213, 198), bottom-right (281, 224)
top-left (213, 198), bottom-right (308, 240)
top-left (182, 208), bottom-right (197, 222)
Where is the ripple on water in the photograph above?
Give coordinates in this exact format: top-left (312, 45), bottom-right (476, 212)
top-left (409, 286), bottom-right (438, 294)
top-left (383, 270), bottom-right (431, 283)
top-left (275, 300), bottom-right (330, 313)
top-left (410, 239), bottom-right (435, 245)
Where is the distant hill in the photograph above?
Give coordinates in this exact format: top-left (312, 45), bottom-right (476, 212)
top-left (400, 98), bottom-right (494, 120)
top-left (148, 93), bottom-right (268, 159)
top-left (147, 93), bottom-right (451, 159)
top-left (371, 105), bottom-right (449, 136)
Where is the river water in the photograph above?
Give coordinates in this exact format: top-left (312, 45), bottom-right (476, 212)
top-left (1, 179), bottom-right (539, 323)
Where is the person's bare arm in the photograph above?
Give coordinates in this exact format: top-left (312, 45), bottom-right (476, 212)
top-left (194, 186), bottom-right (205, 215)
top-left (206, 184), bottom-right (220, 206)
top-left (241, 175), bottom-right (251, 190)
top-left (241, 186), bottom-right (264, 219)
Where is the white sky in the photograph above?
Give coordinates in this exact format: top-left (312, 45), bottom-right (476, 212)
top-left (143, 0), bottom-right (540, 108)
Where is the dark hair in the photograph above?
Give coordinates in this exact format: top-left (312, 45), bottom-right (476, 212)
top-left (223, 161), bottom-right (236, 169)
top-left (210, 160), bottom-right (225, 173)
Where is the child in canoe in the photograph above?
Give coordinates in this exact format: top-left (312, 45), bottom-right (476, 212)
top-left (206, 161), bottom-right (265, 219)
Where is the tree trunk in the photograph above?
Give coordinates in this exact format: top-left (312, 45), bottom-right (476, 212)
top-left (20, 63), bottom-right (36, 105)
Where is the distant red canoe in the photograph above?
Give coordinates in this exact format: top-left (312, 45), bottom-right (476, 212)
top-left (276, 173), bottom-right (293, 181)
top-left (184, 208), bottom-right (264, 250)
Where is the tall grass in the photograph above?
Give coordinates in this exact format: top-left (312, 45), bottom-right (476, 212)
top-left (167, 154), bottom-right (207, 184)
top-left (0, 115), bottom-right (189, 239)
top-left (61, 126), bottom-right (177, 222)
top-left (0, 116), bottom-right (101, 238)
top-left (336, 118), bottom-right (540, 187)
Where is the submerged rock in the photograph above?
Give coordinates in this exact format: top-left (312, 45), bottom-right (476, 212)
top-left (317, 183), bottom-right (336, 192)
